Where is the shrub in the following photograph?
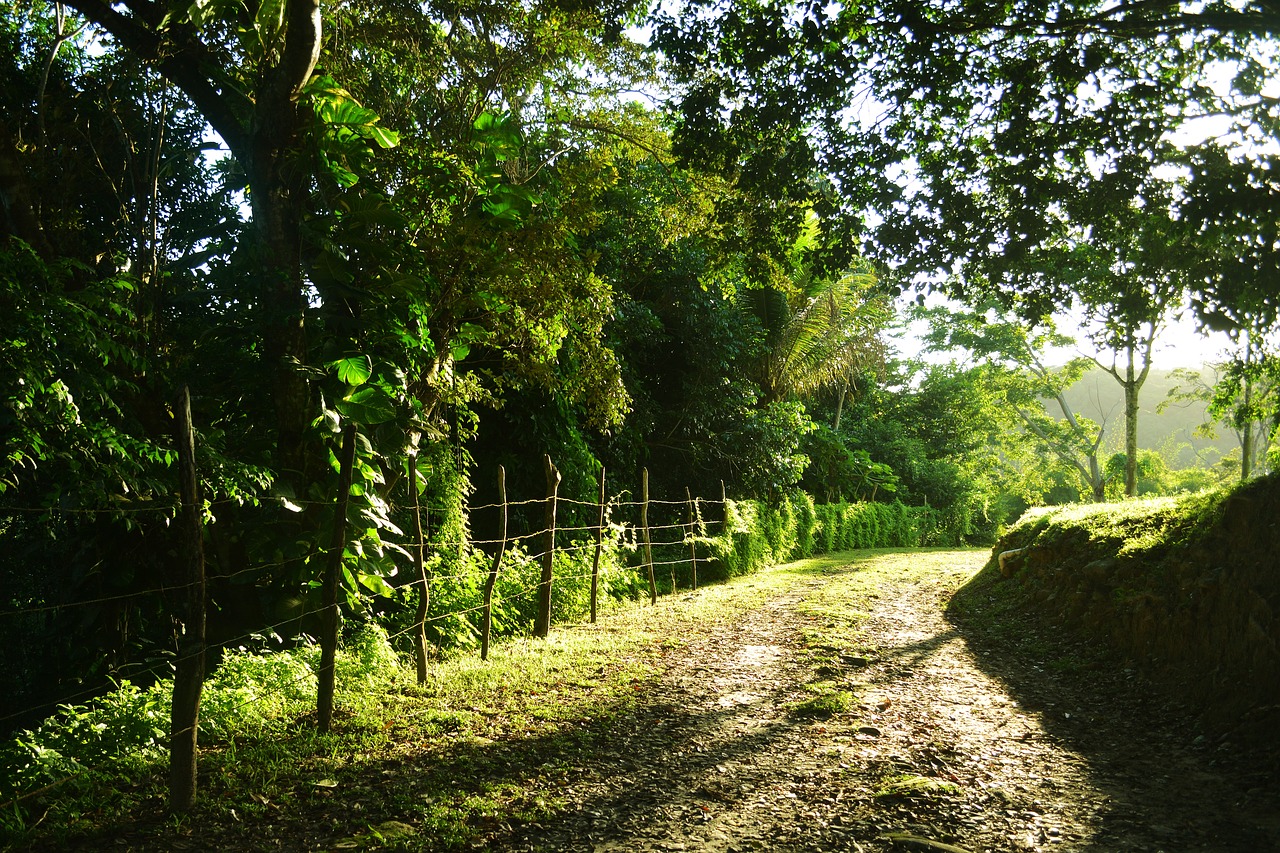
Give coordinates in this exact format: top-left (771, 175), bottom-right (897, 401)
top-left (703, 495), bottom-right (933, 574)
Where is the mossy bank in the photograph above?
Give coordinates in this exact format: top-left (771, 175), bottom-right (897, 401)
top-left (954, 474), bottom-right (1280, 743)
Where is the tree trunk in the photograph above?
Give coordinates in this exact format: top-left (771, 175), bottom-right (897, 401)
top-left (1123, 344), bottom-right (1140, 497)
top-left (1089, 454), bottom-right (1106, 502)
top-left (61, 0), bottom-right (324, 488)
top-left (317, 421), bottom-right (358, 733)
top-left (248, 132), bottom-right (313, 487)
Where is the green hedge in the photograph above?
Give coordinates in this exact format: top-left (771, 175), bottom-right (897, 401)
top-left (702, 493), bottom-right (956, 580)
top-left (392, 492), bottom-right (962, 649)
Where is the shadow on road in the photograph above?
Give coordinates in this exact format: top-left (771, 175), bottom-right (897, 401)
top-left (945, 559), bottom-right (1280, 852)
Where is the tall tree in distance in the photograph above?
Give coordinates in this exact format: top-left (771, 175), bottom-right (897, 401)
top-left (1164, 335), bottom-right (1280, 481)
top-left (918, 303), bottom-right (1112, 502)
top-left (1069, 179), bottom-right (1192, 497)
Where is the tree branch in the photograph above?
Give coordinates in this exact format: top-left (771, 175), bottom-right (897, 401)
top-left (61, 0), bottom-right (252, 157)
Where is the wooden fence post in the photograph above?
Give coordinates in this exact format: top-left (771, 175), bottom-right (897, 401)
top-left (720, 479), bottom-right (729, 535)
top-left (642, 468), bottom-right (656, 605)
top-left (481, 465), bottom-right (507, 660)
top-left (535, 455), bottom-right (560, 638)
top-left (686, 487), bottom-right (698, 592)
top-left (318, 421), bottom-right (358, 733)
top-left (409, 450), bottom-right (431, 684)
top-left (169, 385), bottom-right (206, 813)
top-left (589, 466), bottom-right (606, 624)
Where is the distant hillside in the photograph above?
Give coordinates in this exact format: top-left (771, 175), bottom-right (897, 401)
top-left (1055, 367), bottom-right (1239, 469)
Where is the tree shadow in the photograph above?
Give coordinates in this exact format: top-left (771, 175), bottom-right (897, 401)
top-left (943, 559), bottom-right (1280, 852)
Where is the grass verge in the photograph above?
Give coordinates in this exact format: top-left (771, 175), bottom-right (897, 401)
top-left (2, 549), bottom-right (988, 852)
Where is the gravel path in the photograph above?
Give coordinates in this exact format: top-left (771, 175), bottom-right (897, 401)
top-left (489, 553), bottom-right (1279, 853)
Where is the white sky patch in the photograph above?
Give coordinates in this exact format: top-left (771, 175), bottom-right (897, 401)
top-left (891, 293), bottom-right (1237, 371)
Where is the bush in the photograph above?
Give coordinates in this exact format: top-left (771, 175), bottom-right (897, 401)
top-left (705, 494), bottom-right (935, 574)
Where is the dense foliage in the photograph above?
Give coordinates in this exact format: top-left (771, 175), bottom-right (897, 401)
top-left (1, 0), bottom-right (1277, 779)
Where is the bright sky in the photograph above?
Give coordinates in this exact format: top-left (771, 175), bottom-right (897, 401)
top-left (1054, 310), bottom-right (1237, 370)
top-left (892, 296), bottom-right (1240, 371)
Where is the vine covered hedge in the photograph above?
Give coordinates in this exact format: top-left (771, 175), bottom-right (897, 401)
top-left (700, 493), bottom-right (962, 581)
top-left (411, 492), bottom-right (970, 646)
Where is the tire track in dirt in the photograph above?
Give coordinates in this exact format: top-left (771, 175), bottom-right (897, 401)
top-left (492, 553), bottom-right (1278, 853)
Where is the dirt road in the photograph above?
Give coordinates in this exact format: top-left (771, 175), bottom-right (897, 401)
top-left (489, 551), bottom-right (1279, 853)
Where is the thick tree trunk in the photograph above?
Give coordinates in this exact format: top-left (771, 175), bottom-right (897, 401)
top-left (61, 0), bottom-right (323, 488)
top-left (1124, 379), bottom-right (1139, 497)
top-left (249, 1), bottom-right (322, 484)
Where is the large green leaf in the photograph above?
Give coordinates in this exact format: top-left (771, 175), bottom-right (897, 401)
top-left (329, 356), bottom-right (373, 386)
top-left (356, 571), bottom-right (396, 597)
top-left (336, 386), bottom-right (396, 424)
top-left (367, 126), bottom-right (400, 149)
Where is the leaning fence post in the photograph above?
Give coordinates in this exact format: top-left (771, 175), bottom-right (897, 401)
top-left (535, 455), bottom-right (560, 638)
top-left (481, 466), bottom-right (508, 660)
top-left (590, 466), bottom-right (606, 624)
top-left (169, 385), bottom-right (206, 813)
top-left (642, 468), bottom-right (657, 605)
top-left (686, 486), bottom-right (698, 592)
top-left (409, 449), bottom-right (431, 684)
top-left (318, 420), bottom-right (358, 733)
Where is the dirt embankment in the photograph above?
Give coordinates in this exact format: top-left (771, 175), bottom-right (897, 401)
top-left (986, 475), bottom-right (1280, 744)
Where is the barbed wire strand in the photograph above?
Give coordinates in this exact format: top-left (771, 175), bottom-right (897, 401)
top-left (0, 481), bottom-right (725, 806)
top-left (0, 539), bottom-right (703, 813)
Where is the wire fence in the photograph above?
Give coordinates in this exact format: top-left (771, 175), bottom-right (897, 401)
top-left (0, 436), bottom-right (729, 818)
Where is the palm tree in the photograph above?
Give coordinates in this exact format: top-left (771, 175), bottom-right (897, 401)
top-left (742, 263), bottom-right (890, 409)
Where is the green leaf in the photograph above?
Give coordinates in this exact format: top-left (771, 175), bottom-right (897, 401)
top-left (324, 99), bottom-right (381, 128)
top-left (336, 386), bottom-right (396, 424)
top-left (356, 572), bottom-right (395, 597)
top-left (367, 126), bottom-right (400, 149)
top-left (254, 0), bottom-right (286, 42)
top-left (457, 322), bottom-right (488, 342)
top-left (327, 161), bottom-right (359, 189)
top-left (329, 356), bottom-right (373, 386)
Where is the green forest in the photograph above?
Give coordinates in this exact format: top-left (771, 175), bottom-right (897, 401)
top-left (2, 0), bottom-right (1280, 843)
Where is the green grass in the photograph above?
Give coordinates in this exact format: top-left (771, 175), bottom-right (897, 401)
top-left (0, 588), bottom-right (729, 849)
top-left (789, 681), bottom-right (855, 718)
top-left (1003, 488), bottom-right (1226, 560)
top-left (1, 549), bottom-right (991, 851)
